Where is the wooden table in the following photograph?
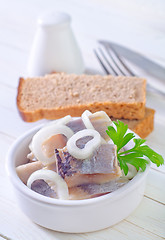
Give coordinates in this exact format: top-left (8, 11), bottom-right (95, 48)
top-left (0, 0), bottom-right (165, 239)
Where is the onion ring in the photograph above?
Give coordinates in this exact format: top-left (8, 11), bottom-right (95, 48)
top-left (27, 169), bottom-right (69, 200)
top-left (31, 124), bottom-right (74, 165)
top-left (67, 129), bottom-right (101, 159)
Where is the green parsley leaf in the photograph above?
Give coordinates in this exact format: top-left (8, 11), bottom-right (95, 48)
top-left (117, 155), bottom-right (129, 175)
top-left (107, 120), bottom-right (164, 175)
top-left (106, 120), bottom-right (135, 152)
top-left (133, 144), bottom-right (164, 167)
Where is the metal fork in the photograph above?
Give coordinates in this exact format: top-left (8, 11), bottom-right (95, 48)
top-left (94, 42), bottom-right (165, 96)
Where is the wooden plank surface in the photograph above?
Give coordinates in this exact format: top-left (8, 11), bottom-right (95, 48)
top-left (0, 171), bottom-right (164, 240)
top-left (0, 0), bottom-right (165, 239)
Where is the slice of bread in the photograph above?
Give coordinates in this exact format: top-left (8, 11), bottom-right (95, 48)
top-left (17, 73), bottom-right (146, 122)
top-left (112, 108), bottom-right (155, 138)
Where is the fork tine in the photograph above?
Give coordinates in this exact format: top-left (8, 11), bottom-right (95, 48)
top-left (94, 49), bottom-right (111, 75)
top-left (102, 45), bottom-right (127, 76)
top-left (98, 48), bottom-right (118, 76)
top-left (105, 44), bottom-right (136, 76)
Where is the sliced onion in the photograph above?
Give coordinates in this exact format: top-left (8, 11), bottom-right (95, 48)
top-left (90, 111), bottom-right (111, 123)
top-left (31, 124), bottom-right (74, 165)
top-left (27, 169), bottom-right (69, 200)
top-left (67, 129), bottom-right (101, 159)
top-left (29, 116), bottom-right (72, 151)
top-left (56, 115), bottom-right (72, 125)
top-left (44, 115), bottom-right (72, 127)
top-left (81, 110), bottom-right (94, 129)
top-left (82, 110), bottom-right (109, 144)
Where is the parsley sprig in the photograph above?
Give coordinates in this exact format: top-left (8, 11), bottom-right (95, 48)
top-left (106, 120), bottom-right (164, 175)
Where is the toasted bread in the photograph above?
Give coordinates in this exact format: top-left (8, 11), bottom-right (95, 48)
top-left (17, 73), bottom-right (146, 122)
top-left (112, 107), bottom-right (155, 138)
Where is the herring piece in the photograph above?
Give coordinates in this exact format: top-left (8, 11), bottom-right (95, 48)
top-left (42, 134), bottom-right (67, 158)
top-left (89, 111), bottom-right (112, 141)
top-left (54, 144), bottom-right (121, 187)
top-left (44, 161), bottom-right (57, 172)
top-left (66, 118), bottom-right (86, 133)
top-left (81, 110), bottom-right (112, 141)
top-left (69, 178), bottom-right (129, 200)
top-left (16, 160), bottom-right (43, 184)
top-left (66, 111), bottom-right (112, 142)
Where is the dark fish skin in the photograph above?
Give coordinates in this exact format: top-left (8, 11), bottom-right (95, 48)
top-left (66, 118), bottom-right (86, 133)
top-left (31, 179), bottom-right (57, 198)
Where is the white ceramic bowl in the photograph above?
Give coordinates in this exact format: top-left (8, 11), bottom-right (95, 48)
top-left (6, 124), bottom-right (150, 233)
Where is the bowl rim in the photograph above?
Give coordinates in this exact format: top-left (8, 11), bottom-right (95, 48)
top-left (6, 123), bottom-right (150, 206)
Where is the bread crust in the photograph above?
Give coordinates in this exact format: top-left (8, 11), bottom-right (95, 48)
top-left (17, 74), bottom-right (146, 122)
top-left (17, 102), bottom-right (145, 122)
top-left (131, 108), bottom-right (155, 138)
top-left (112, 108), bottom-right (155, 138)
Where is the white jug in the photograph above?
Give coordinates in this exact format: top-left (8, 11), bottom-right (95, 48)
top-left (27, 12), bottom-right (85, 76)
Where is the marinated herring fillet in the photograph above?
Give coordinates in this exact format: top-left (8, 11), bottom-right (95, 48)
top-left (67, 111), bottom-right (112, 141)
top-left (17, 73), bottom-right (146, 122)
top-left (69, 178), bottom-right (129, 200)
top-left (53, 144), bottom-right (121, 187)
top-left (16, 160), bottom-right (43, 184)
top-left (30, 178), bottom-right (128, 200)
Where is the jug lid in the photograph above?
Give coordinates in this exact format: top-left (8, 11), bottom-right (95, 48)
top-left (38, 11), bottom-right (71, 27)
